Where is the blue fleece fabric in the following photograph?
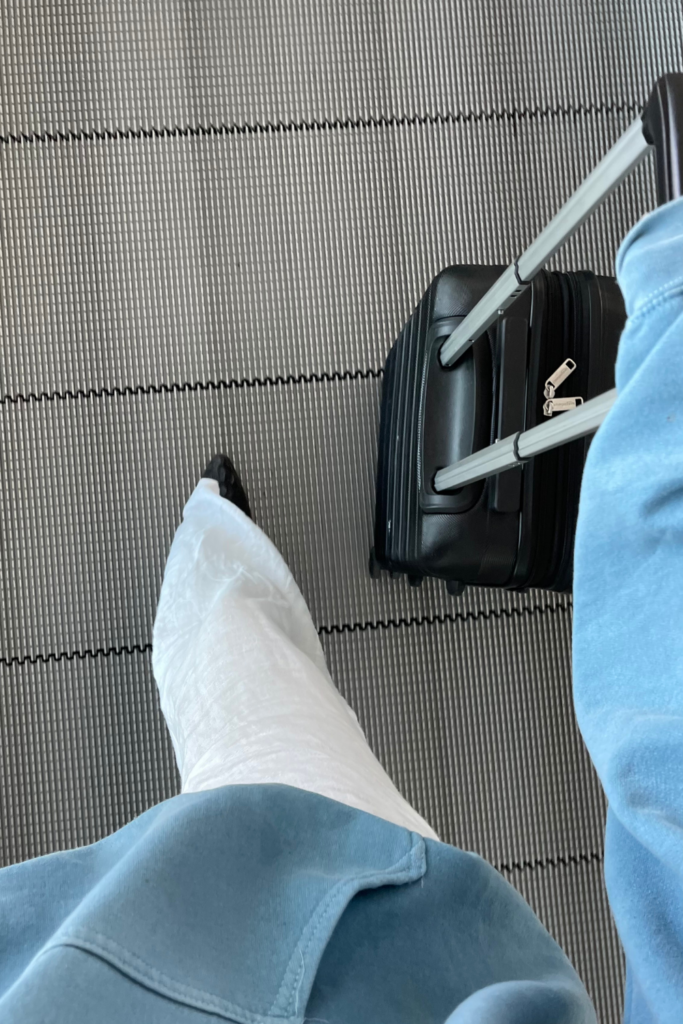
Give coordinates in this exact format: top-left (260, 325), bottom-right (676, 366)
top-left (0, 784), bottom-right (594, 1023)
top-left (573, 195), bottom-right (683, 1023)
top-left (1, 199), bottom-right (681, 1023)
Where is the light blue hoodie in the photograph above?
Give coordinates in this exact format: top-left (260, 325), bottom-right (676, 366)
top-left (573, 195), bottom-right (683, 1023)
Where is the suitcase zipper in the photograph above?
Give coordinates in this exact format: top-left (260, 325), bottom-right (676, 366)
top-left (543, 357), bottom-right (584, 416)
top-left (544, 357), bottom-right (576, 398)
top-left (543, 395), bottom-right (584, 416)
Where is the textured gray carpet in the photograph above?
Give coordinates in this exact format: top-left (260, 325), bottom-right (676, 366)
top-left (2, 4), bottom-right (682, 1020)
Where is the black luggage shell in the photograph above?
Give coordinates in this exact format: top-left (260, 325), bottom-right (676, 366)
top-left (372, 265), bottom-right (626, 592)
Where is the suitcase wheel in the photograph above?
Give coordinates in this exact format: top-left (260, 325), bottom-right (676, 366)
top-left (446, 580), bottom-right (465, 597)
top-left (408, 575), bottom-right (422, 588)
top-left (368, 548), bottom-right (381, 579)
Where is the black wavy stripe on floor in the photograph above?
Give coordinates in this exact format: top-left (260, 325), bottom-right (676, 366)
top-left (0, 598), bottom-right (569, 669)
top-left (500, 850), bottom-right (602, 875)
top-left (0, 368), bottom-right (382, 408)
top-left (0, 100), bottom-right (640, 148)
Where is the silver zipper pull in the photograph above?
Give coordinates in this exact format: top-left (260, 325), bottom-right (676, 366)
top-left (544, 358), bottom-right (577, 399)
top-left (543, 395), bottom-right (584, 417)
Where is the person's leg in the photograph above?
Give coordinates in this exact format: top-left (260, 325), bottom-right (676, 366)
top-left (152, 464), bottom-right (439, 840)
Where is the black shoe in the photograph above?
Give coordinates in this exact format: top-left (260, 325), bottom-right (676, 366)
top-left (202, 454), bottom-right (251, 518)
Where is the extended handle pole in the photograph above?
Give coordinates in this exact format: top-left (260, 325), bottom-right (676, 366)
top-left (433, 389), bottom-right (617, 492)
top-left (438, 119), bottom-right (651, 367)
top-left (433, 74), bottom-right (683, 491)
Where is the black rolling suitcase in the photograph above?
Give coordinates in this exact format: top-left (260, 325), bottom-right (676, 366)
top-left (371, 74), bottom-right (683, 595)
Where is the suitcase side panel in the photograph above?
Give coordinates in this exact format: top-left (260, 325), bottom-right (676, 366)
top-left (374, 265), bottom-right (546, 587)
top-left (549, 272), bottom-right (625, 590)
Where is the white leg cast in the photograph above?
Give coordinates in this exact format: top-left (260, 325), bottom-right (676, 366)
top-left (153, 478), bottom-right (439, 840)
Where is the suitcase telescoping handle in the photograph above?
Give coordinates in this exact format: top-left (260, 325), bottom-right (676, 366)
top-left (433, 73), bottom-right (683, 494)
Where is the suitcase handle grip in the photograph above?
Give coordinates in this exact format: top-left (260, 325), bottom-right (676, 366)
top-left (439, 73), bottom-right (683, 368)
top-left (642, 73), bottom-right (683, 205)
